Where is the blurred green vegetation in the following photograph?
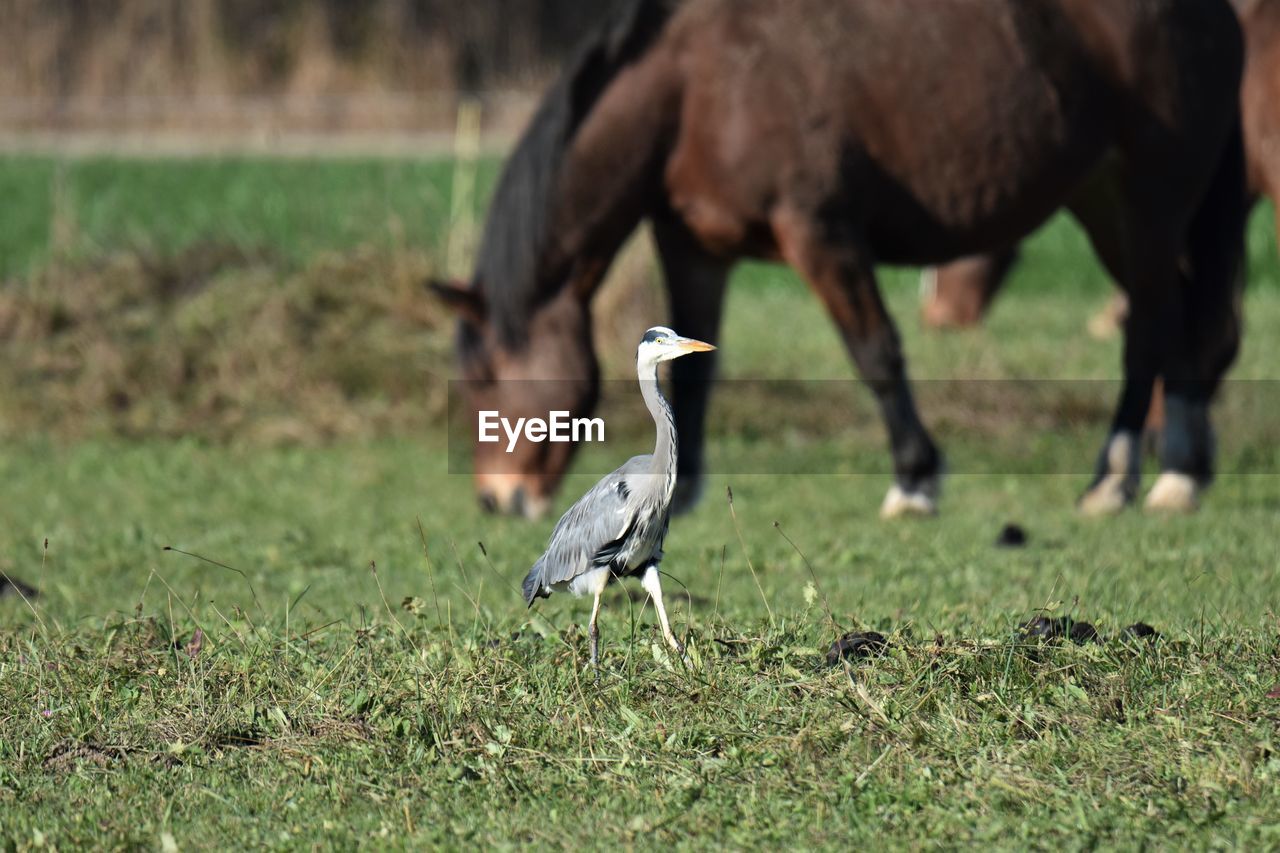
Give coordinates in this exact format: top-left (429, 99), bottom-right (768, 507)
top-left (3, 154), bottom-right (1275, 290)
top-left (0, 156), bottom-right (501, 277)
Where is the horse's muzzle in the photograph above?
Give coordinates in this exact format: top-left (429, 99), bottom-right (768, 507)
top-left (476, 479), bottom-right (550, 521)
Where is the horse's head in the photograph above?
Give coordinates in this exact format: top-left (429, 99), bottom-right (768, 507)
top-left (426, 0), bottom-right (674, 518)
top-left (432, 280), bottom-right (599, 520)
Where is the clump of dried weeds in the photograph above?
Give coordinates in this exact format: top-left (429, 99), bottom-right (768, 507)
top-left (0, 243), bottom-right (453, 444)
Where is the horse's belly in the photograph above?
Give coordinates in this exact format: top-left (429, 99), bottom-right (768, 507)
top-left (849, 76), bottom-right (1112, 261)
top-left (864, 144), bottom-right (1110, 265)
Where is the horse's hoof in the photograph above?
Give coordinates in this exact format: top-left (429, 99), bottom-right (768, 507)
top-left (671, 476), bottom-right (705, 515)
top-left (1080, 431), bottom-right (1139, 516)
top-left (1144, 472), bottom-right (1199, 514)
top-left (1078, 474), bottom-right (1132, 517)
top-left (880, 483), bottom-right (938, 519)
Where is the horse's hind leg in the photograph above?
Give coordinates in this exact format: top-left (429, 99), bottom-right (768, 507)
top-left (1146, 128), bottom-right (1246, 512)
top-left (1068, 180), bottom-right (1166, 515)
top-left (920, 246), bottom-right (1020, 330)
top-left (773, 210), bottom-right (942, 518)
top-left (652, 214), bottom-right (731, 514)
top-left (1072, 129), bottom-right (1245, 515)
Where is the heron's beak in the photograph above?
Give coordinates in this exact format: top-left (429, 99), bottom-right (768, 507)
top-left (675, 337), bottom-right (716, 353)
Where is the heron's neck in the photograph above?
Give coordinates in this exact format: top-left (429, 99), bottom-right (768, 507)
top-left (638, 359), bottom-right (678, 491)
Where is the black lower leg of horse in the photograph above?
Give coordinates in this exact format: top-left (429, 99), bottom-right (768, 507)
top-left (854, 330), bottom-right (941, 497)
top-left (1157, 129), bottom-right (1247, 490)
top-left (1068, 181), bottom-right (1165, 511)
top-left (653, 215), bottom-right (730, 513)
top-left (1158, 382), bottom-right (1214, 482)
top-left (1141, 282), bottom-right (1221, 513)
top-left (783, 227), bottom-right (941, 508)
top-left (1086, 287), bottom-right (1163, 500)
top-left (1157, 265), bottom-right (1240, 487)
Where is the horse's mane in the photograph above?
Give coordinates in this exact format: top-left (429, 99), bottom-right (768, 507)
top-left (473, 0), bottom-right (678, 347)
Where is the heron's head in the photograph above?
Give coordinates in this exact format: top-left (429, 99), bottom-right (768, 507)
top-left (637, 327), bottom-right (716, 366)
top-left (431, 280), bottom-right (599, 520)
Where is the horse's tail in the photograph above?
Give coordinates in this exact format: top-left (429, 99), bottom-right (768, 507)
top-left (1183, 114), bottom-right (1249, 384)
top-left (477, 0), bottom-right (682, 344)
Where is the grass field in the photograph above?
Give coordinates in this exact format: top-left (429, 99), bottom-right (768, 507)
top-left (3, 155), bottom-right (1280, 848)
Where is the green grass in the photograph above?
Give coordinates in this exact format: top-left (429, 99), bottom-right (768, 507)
top-left (0, 156), bottom-right (503, 277)
top-left (5, 435), bottom-right (1280, 848)
top-left (3, 155), bottom-right (1280, 848)
top-left (3, 153), bottom-right (1276, 290)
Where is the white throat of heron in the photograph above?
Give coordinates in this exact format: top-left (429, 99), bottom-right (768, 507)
top-left (637, 350), bottom-right (679, 493)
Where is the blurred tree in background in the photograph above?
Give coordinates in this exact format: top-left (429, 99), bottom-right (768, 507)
top-left (0, 0), bottom-right (612, 135)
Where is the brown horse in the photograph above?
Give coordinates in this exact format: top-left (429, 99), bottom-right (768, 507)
top-left (924, 0), bottom-right (1276, 331)
top-left (434, 0), bottom-right (1246, 520)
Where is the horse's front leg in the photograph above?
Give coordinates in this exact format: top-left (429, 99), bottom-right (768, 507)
top-left (774, 211), bottom-right (943, 518)
top-left (652, 216), bottom-right (731, 514)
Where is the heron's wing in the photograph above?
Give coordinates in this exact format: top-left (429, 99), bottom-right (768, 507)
top-left (522, 456), bottom-right (651, 603)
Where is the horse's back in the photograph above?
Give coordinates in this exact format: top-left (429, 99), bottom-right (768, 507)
top-left (1060, 0), bottom-right (1242, 127)
top-left (661, 0), bottom-right (1243, 262)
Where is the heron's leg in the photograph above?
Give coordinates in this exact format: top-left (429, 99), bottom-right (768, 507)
top-left (653, 213), bottom-right (731, 514)
top-left (588, 589), bottom-right (603, 669)
top-left (641, 565), bottom-right (685, 656)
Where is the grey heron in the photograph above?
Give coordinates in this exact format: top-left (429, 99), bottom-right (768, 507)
top-left (522, 326), bottom-right (715, 666)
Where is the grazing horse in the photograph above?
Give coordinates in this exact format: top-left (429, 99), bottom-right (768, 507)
top-left (924, 0), bottom-right (1275, 333)
top-left (434, 0), bottom-right (1246, 520)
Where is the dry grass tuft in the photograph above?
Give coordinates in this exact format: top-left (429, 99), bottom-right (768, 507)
top-left (0, 243), bottom-right (453, 443)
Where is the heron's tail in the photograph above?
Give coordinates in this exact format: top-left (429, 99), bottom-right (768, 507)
top-left (522, 559), bottom-right (547, 607)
